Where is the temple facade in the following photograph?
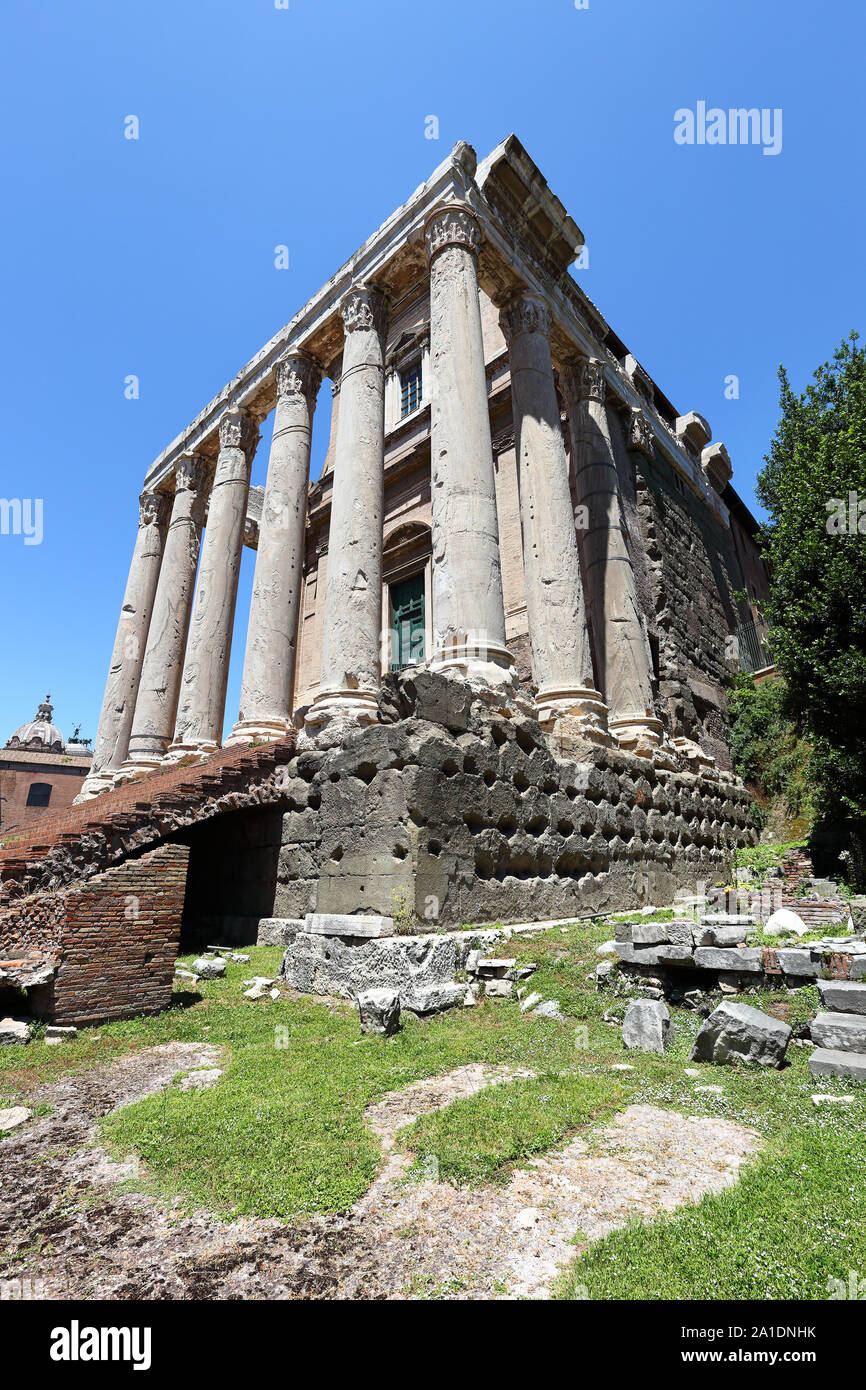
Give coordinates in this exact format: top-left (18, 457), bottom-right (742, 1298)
top-left (78, 136), bottom-right (768, 819)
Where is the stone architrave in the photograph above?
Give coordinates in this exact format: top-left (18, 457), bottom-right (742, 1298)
top-left (424, 204), bottom-right (513, 687)
top-left (306, 286), bottom-right (388, 729)
top-left (561, 358), bottom-right (662, 756)
top-left (76, 492), bottom-right (170, 799)
top-left (229, 351), bottom-right (321, 744)
top-left (500, 292), bottom-right (610, 739)
top-left (169, 406), bottom-right (259, 757)
top-left (120, 452), bottom-right (208, 775)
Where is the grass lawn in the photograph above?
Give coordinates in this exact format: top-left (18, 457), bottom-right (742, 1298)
top-left (2, 919), bottom-right (866, 1299)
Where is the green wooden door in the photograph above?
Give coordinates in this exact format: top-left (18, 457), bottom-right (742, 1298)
top-left (390, 572), bottom-right (425, 671)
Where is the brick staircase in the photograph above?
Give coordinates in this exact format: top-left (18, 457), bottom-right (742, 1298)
top-left (0, 736), bottom-right (295, 906)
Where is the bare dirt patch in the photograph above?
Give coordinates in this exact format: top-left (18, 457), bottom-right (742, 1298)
top-left (0, 1049), bottom-right (759, 1300)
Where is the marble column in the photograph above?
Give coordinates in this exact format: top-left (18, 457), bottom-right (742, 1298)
top-left (561, 359), bottom-right (662, 755)
top-left (229, 351), bottom-right (321, 743)
top-left (119, 452), bottom-right (207, 775)
top-left (499, 293), bottom-right (610, 738)
top-left (169, 406), bottom-right (259, 757)
top-left (423, 204), bottom-right (513, 685)
top-left (306, 285), bottom-right (388, 728)
top-left (76, 493), bottom-right (170, 799)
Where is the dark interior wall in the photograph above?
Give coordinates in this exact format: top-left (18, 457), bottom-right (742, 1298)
top-left (177, 804), bottom-right (283, 949)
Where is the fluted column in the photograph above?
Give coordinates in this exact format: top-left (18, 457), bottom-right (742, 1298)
top-left (500, 293), bottom-right (610, 739)
top-left (424, 204), bottom-right (513, 685)
top-left (75, 492), bottom-right (170, 800)
top-left (119, 452), bottom-right (207, 775)
top-left (169, 406), bottom-right (259, 757)
top-left (229, 351), bottom-right (321, 743)
top-left (562, 359), bottom-right (662, 756)
top-left (306, 286), bottom-right (388, 728)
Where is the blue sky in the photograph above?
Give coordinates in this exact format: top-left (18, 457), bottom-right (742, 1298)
top-left (1, 0), bottom-right (863, 745)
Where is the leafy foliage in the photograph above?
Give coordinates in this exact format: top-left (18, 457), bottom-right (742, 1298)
top-left (728, 674), bottom-right (815, 824)
top-left (756, 334), bottom-right (866, 821)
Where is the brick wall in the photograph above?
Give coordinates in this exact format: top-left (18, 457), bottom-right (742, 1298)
top-left (0, 842), bottom-right (190, 1027)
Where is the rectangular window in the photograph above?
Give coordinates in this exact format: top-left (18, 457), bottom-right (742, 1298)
top-left (400, 360), bottom-right (422, 418)
top-left (26, 782), bottom-right (52, 807)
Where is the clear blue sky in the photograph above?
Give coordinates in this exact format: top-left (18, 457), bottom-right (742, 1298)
top-left (1, 0), bottom-right (862, 745)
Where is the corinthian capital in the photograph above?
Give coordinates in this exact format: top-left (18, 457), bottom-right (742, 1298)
top-left (218, 405), bottom-right (259, 456)
top-left (275, 350), bottom-right (322, 402)
top-left (423, 204), bottom-right (482, 263)
top-left (340, 285), bottom-right (388, 337)
top-left (561, 356), bottom-right (606, 406)
top-left (138, 491), bottom-right (170, 529)
top-left (627, 407), bottom-right (655, 459)
top-left (499, 292), bottom-right (552, 344)
top-left (174, 450), bottom-right (205, 493)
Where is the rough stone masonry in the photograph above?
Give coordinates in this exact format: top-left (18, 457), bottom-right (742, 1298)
top-left (266, 668), bottom-right (754, 929)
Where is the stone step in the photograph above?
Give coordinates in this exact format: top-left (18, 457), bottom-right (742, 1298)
top-left (817, 980), bottom-right (866, 1015)
top-left (811, 1011), bottom-right (866, 1054)
top-left (699, 914), bottom-right (756, 927)
top-left (808, 1047), bottom-right (866, 1082)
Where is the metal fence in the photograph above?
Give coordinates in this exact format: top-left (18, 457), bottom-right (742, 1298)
top-left (734, 620), bottom-right (773, 673)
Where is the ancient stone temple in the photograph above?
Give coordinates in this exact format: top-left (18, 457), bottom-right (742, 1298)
top-left (67, 135), bottom-right (764, 942)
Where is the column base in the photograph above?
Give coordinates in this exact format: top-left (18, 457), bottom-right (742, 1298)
top-left (535, 684), bottom-right (612, 745)
top-left (225, 717), bottom-right (291, 748)
top-left (428, 637), bottom-right (515, 691)
top-left (303, 687), bottom-right (380, 733)
top-left (113, 754), bottom-right (165, 786)
top-left (608, 714), bottom-right (664, 760)
top-left (73, 769), bottom-right (116, 803)
top-left (163, 737), bottom-right (221, 765)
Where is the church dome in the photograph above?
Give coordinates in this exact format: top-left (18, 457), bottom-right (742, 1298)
top-left (5, 695), bottom-right (66, 753)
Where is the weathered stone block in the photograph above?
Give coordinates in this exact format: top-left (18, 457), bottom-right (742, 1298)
top-left (357, 988), bottom-right (401, 1036)
top-left (257, 917), bottom-right (304, 947)
top-left (778, 948), bottom-right (815, 978)
top-left (484, 979), bottom-right (514, 999)
top-left (809, 1047), bottom-right (866, 1082)
top-left (631, 922), bottom-right (671, 945)
top-left (693, 947), bottom-right (763, 973)
top-left (622, 998), bottom-right (673, 1053)
top-left (691, 1001), bottom-right (791, 1067)
top-left (811, 1012), bottom-right (866, 1054)
top-left (764, 908), bottom-right (809, 937)
top-left (403, 982), bottom-right (466, 1014)
top-left (193, 957), bottom-right (226, 979)
top-left (0, 1018), bottom-right (31, 1046)
top-left (654, 943), bottom-right (695, 966)
top-left (304, 913), bottom-right (394, 939)
top-left (817, 980), bottom-right (866, 1015)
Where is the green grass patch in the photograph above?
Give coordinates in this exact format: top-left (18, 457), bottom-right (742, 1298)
top-left (404, 1071), bottom-right (621, 1186)
top-left (3, 921), bottom-right (866, 1301)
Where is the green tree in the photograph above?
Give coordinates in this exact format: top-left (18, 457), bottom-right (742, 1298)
top-left (727, 674), bottom-right (814, 825)
top-left (756, 333), bottom-right (866, 821)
